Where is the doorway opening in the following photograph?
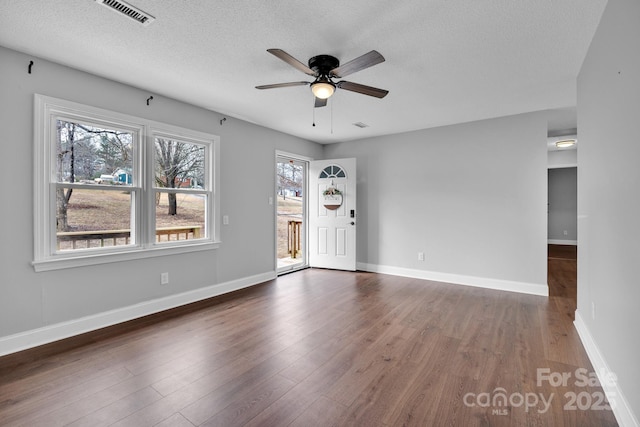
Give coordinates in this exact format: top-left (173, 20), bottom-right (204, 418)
top-left (547, 160), bottom-right (577, 317)
top-left (276, 154), bottom-right (308, 274)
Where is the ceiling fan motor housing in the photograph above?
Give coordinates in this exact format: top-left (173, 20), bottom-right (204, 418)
top-left (308, 55), bottom-right (340, 76)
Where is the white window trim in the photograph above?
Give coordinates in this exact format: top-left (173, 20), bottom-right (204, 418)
top-left (32, 94), bottom-right (220, 272)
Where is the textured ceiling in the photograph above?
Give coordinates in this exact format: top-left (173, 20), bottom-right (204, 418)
top-left (0, 0), bottom-right (606, 143)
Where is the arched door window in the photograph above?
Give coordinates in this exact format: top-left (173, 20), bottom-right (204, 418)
top-left (318, 164), bottom-right (346, 179)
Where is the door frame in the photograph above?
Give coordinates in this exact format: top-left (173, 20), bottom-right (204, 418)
top-left (275, 150), bottom-right (312, 275)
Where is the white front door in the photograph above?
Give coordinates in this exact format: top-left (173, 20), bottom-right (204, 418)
top-left (309, 158), bottom-right (357, 271)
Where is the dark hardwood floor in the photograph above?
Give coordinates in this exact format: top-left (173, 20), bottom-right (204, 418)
top-left (0, 254), bottom-right (617, 426)
top-left (548, 244), bottom-right (578, 321)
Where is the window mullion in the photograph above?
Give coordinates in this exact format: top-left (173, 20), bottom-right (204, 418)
top-left (141, 127), bottom-right (154, 248)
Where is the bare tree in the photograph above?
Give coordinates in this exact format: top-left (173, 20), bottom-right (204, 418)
top-left (78, 125), bottom-right (132, 175)
top-left (155, 138), bottom-right (204, 216)
top-left (277, 161), bottom-right (303, 199)
top-left (55, 120), bottom-right (133, 231)
top-left (56, 121), bottom-right (76, 231)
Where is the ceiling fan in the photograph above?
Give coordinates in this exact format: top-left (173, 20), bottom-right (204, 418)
top-left (256, 49), bottom-right (389, 108)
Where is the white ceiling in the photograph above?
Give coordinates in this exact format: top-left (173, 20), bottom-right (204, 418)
top-left (0, 0), bottom-right (606, 144)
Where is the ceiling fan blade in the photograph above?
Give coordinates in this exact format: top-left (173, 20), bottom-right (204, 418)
top-left (256, 81), bottom-right (310, 90)
top-left (337, 81), bottom-right (389, 98)
top-left (314, 97), bottom-right (327, 108)
top-left (330, 50), bottom-right (385, 78)
top-left (267, 49), bottom-right (316, 76)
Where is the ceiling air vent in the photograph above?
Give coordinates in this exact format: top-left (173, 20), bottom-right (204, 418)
top-left (353, 122), bottom-right (369, 128)
top-left (95, 0), bottom-right (155, 26)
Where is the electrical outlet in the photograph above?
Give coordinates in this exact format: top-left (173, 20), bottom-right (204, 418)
top-left (563, 230), bottom-right (568, 236)
top-left (161, 272), bottom-right (169, 285)
top-left (418, 252), bottom-right (425, 261)
top-left (591, 302), bottom-right (596, 320)
top-left (223, 215), bottom-right (229, 225)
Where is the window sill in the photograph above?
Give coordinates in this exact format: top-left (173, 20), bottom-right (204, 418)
top-left (32, 241), bottom-right (221, 272)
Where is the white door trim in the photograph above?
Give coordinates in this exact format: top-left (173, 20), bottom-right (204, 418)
top-left (275, 151), bottom-right (312, 275)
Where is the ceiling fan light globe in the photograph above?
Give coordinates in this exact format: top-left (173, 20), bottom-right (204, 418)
top-left (311, 82), bottom-right (335, 99)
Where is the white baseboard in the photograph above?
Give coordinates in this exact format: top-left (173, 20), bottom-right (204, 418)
top-left (0, 271), bottom-right (276, 357)
top-left (356, 263), bottom-right (548, 296)
top-left (548, 239), bottom-right (578, 245)
top-left (574, 310), bottom-right (639, 427)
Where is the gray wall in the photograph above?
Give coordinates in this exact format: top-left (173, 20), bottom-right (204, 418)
top-left (0, 46), bottom-right (323, 340)
top-left (548, 148), bottom-right (577, 168)
top-left (578, 0), bottom-right (640, 420)
top-left (548, 167), bottom-right (577, 242)
top-left (324, 112), bottom-right (548, 288)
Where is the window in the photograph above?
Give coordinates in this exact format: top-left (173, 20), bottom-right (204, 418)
top-left (152, 134), bottom-right (208, 244)
top-left (33, 95), bottom-right (219, 271)
top-left (318, 165), bottom-right (346, 179)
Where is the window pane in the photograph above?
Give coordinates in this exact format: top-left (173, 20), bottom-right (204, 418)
top-left (155, 191), bottom-right (206, 242)
top-left (154, 137), bottom-right (205, 190)
top-left (56, 120), bottom-right (133, 185)
top-left (319, 165), bottom-right (346, 179)
top-left (56, 188), bottom-right (133, 251)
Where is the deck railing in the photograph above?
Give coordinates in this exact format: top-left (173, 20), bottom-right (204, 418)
top-left (56, 226), bottom-right (202, 250)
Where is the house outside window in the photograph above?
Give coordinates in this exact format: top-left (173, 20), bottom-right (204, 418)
top-left (33, 95), bottom-right (220, 271)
